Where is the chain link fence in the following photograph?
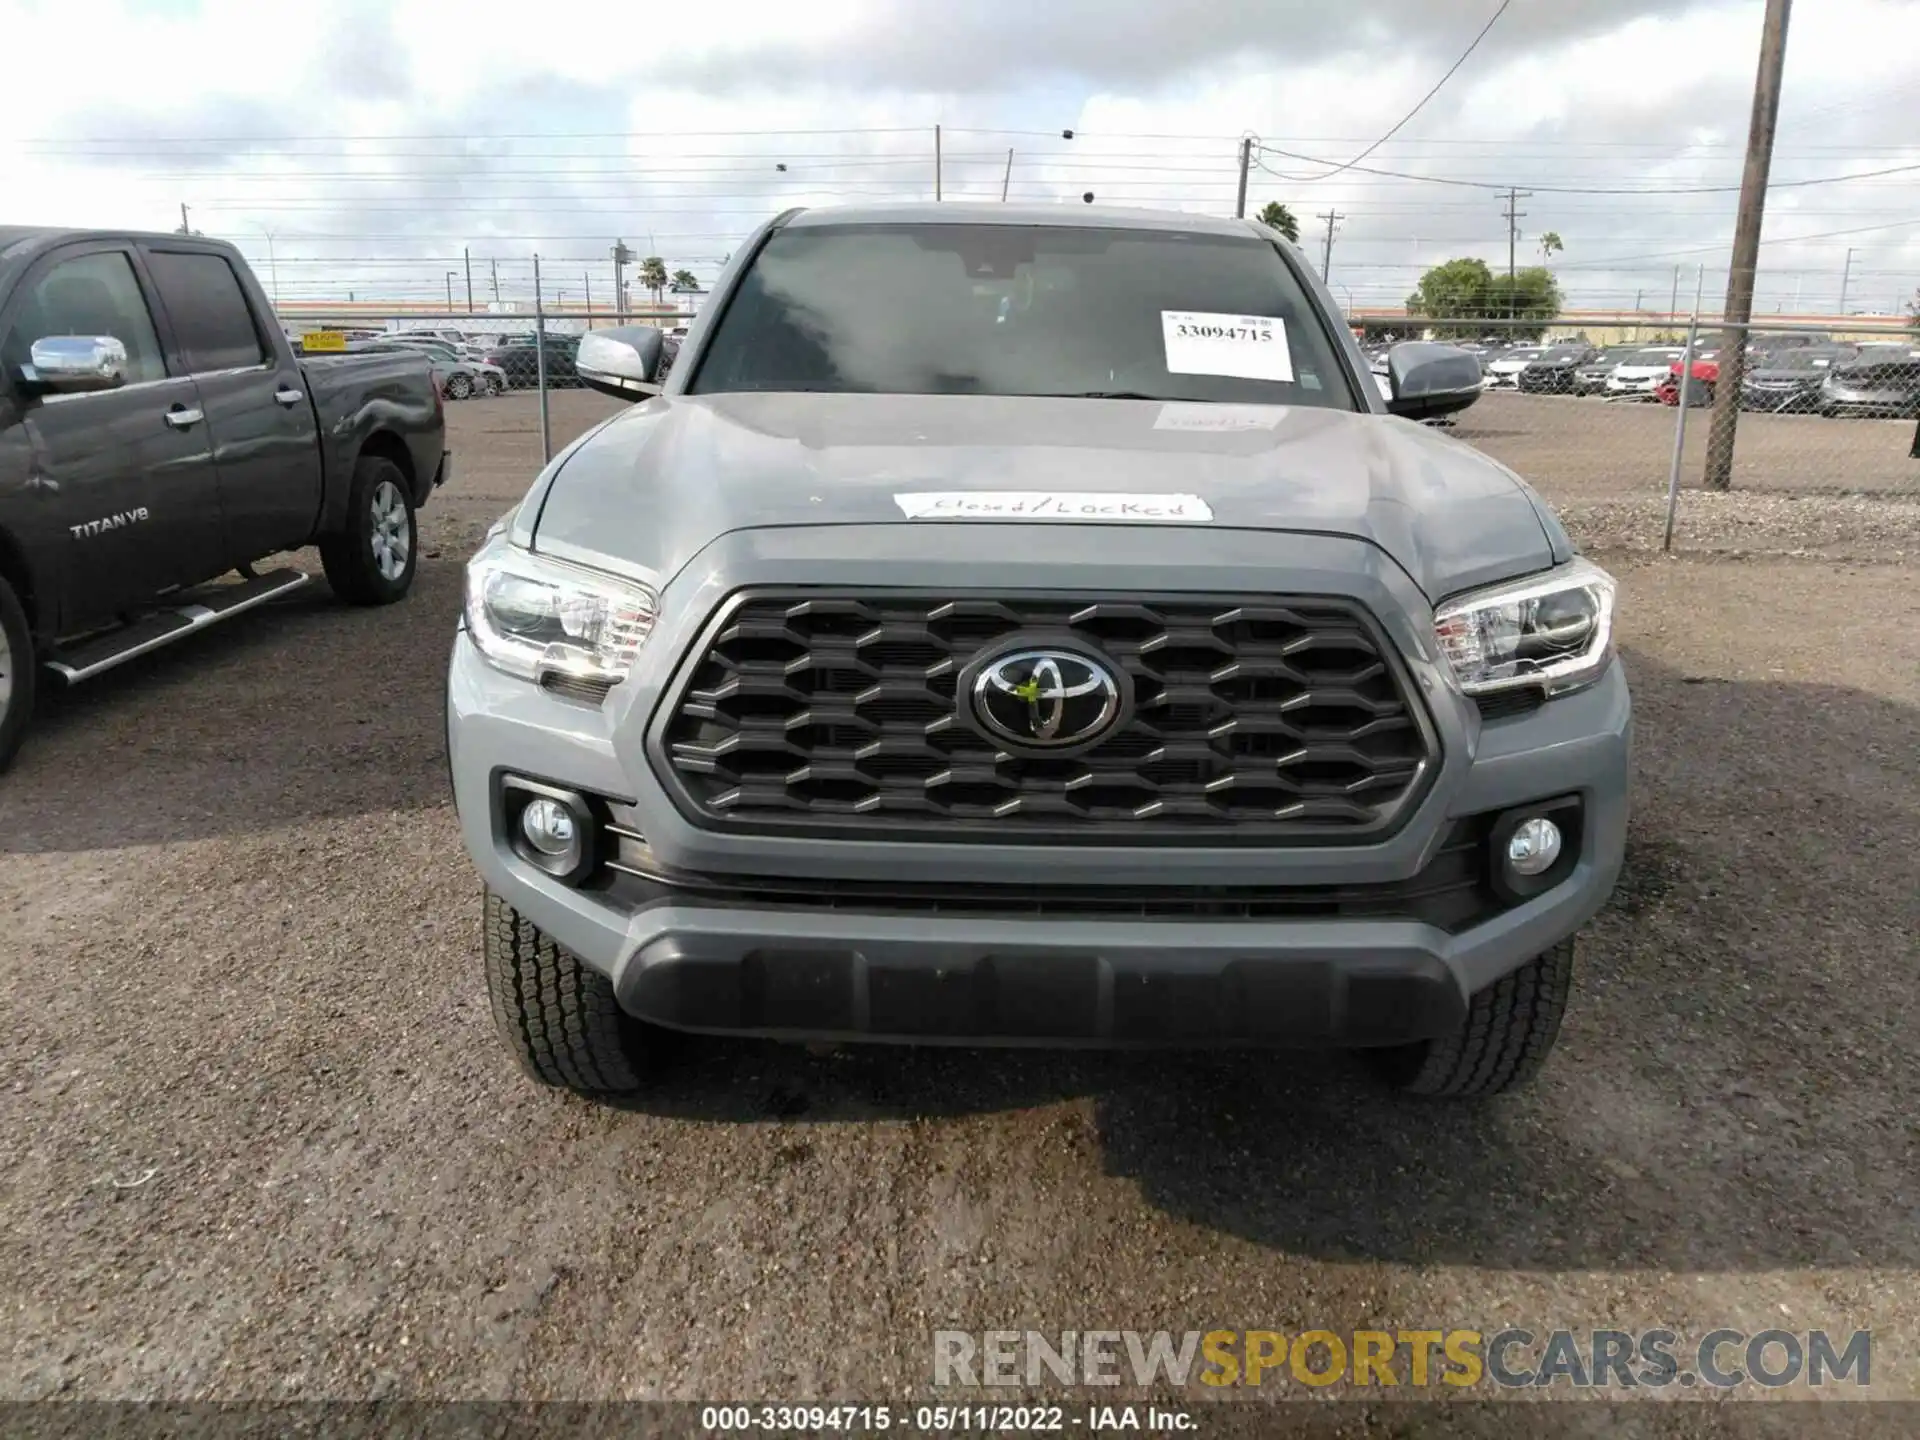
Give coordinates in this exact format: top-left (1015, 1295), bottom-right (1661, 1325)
top-left (1409, 317), bottom-right (1920, 561)
top-left (280, 306), bottom-right (1920, 562)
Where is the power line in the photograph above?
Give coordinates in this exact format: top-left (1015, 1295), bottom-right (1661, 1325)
top-left (1266, 0), bottom-right (1514, 183)
top-left (1255, 145), bottom-right (1920, 194)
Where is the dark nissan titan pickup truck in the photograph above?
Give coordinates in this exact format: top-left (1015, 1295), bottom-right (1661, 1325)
top-left (0, 227), bottom-right (448, 769)
top-left (450, 202), bottom-right (1628, 1101)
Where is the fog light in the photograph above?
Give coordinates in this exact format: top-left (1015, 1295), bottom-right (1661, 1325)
top-left (520, 797), bottom-right (578, 858)
top-left (1506, 817), bottom-right (1562, 876)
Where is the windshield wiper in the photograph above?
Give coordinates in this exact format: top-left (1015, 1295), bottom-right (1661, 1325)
top-left (1029, 390), bottom-right (1194, 402)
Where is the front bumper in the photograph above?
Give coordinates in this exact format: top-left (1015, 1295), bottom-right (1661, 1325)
top-left (447, 529), bottom-right (1632, 1048)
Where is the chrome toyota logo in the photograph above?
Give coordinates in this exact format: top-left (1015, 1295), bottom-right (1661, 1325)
top-left (971, 650), bottom-right (1122, 748)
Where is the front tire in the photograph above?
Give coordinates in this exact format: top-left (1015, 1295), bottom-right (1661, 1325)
top-left (446, 372), bottom-right (474, 400)
top-left (483, 890), bottom-right (653, 1097)
top-left (319, 455), bottom-right (417, 606)
top-left (0, 574), bottom-right (36, 774)
top-left (1364, 939), bottom-right (1574, 1098)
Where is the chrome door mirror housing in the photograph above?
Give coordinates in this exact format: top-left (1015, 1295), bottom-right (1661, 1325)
top-left (575, 326), bottom-right (665, 402)
top-left (21, 335), bottom-right (128, 395)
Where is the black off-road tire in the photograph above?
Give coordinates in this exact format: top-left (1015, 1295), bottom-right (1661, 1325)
top-left (0, 573), bottom-right (36, 774)
top-left (483, 889), bottom-right (652, 1097)
top-left (319, 454), bottom-right (417, 606)
top-left (1365, 939), bottom-right (1575, 1098)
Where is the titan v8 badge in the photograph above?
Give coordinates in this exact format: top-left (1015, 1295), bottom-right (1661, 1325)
top-left (70, 506), bottom-right (149, 539)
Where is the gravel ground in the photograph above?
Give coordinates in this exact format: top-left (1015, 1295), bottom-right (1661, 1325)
top-left (1, 392), bottom-right (1916, 1428)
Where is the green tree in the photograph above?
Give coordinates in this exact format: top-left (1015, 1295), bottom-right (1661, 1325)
top-left (639, 255), bottom-right (669, 307)
top-left (1256, 201), bottom-right (1300, 244)
top-left (670, 268), bottom-right (700, 293)
top-left (1538, 230), bottom-right (1564, 259)
top-left (1406, 257), bottom-right (1561, 340)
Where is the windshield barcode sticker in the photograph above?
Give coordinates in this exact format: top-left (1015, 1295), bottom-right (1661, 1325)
top-left (1161, 311), bottom-right (1294, 383)
top-left (894, 492), bottom-right (1213, 523)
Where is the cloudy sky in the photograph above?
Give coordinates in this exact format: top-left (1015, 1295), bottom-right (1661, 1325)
top-left (4, 0), bottom-right (1917, 320)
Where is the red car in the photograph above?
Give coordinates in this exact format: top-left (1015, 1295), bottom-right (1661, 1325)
top-left (1656, 349), bottom-right (1721, 407)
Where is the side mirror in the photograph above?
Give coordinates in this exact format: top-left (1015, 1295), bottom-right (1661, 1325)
top-left (1385, 341), bottom-right (1482, 421)
top-left (576, 325), bottom-right (665, 402)
top-left (20, 335), bottom-right (127, 395)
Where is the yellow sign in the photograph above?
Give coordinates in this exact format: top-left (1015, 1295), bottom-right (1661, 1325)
top-left (301, 331), bottom-right (346, 352)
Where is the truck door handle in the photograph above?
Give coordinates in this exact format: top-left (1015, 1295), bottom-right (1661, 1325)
top-left (273, 387), bottom-right (304, 407)
top-left (164, 406), bottom-right (204, 430)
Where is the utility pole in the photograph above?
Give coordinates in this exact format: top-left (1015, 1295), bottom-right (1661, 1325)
top-left (1001, 148), bottom-right (1014, 201)
top-left (1235, 137), bottom-right (1252, 219)
top-left (1670, 265), bottom-right (1681, 322)
top-left (445, 271), bottom-right (456, 312)
top-left (935, 125), bottom-right (942, 202)
top-left (490, 257), bottom-right (500, 306)
top-left (1837, 246), bottom-right (1857, 315)
top-left (612, 240), bottom-right (633, 318)
top-left (584, 271), bottom-right (592, 319)
top-left (464, 248), bottom-right (474, 313)
top-left (1704, 0), bottom-right (1791, 492)
top-left (177, 202), bottom-right (191, 235)
top-left (1315, 210), bottom-right (1344, 281)
top-left (1501, 188), bottom-right (1532, 321)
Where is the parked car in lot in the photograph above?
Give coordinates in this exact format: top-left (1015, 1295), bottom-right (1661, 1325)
top-left (380, 338), bottom-right (509, 398)
top-left (1483, 345), bottom-right (1544, 388)
top-left (1739, 345), bottom-right (1855, 413)
top-left (1606, 347), bottom-right (1688, 399)
top-left (1572, 346), bottom-right (1645, 396)
top-left (1819, 344), bottom-right (1920, 418)
top-left (1656, 337), bottom-right (1741, 408)
top-left (482, 333), bottom-right (581, 388)
top-left (0, 227), bottom-right (448, 770)
top-left (450, 202), bottom-right (1624, 1104)
top-left (1515, 344), bottom-right (1598, 394)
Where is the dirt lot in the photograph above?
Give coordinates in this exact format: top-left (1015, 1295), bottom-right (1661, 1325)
top-left (2, 390), bottom-right (1916, 1424)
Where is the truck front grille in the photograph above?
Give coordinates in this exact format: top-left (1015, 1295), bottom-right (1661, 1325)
top-left (656, 591), bottom-right (1436, 843)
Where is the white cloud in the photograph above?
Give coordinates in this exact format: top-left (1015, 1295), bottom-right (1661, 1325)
top-left (1, 0), bottom-right (1914, 315)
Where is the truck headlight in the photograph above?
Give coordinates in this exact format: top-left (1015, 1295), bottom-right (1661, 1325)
top-left (1432, 558), bottom-right (1616, 698)
top-left (463, 531), bottom-right (657, 688)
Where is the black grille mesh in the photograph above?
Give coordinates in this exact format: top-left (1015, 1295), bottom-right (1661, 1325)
top-left (657, 592), bottom-right (1434, 841)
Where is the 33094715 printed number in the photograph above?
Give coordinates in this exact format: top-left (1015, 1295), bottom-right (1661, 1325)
top-left (1174, 323), bottom-right (1274, 342)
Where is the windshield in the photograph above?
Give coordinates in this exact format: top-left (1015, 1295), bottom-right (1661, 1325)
top-left (686, 222), bottom-right (1358, 407)
top-left (1592, 348), bottom-right (1640, 363)
top-left (1541, 346), bottom-right (1587, 361)
top-left (1630, 349), bottom-right (1682, 364)
top-left (1761, 348), bottom-right (1851, 371)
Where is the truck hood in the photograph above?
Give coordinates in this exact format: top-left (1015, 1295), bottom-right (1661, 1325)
top-left (526, 392), bottom-right (1559, 600)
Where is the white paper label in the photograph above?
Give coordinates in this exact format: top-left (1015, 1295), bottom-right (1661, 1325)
top-left (893, 492), bottom-right (1213, 523)
top-left (1161, 310), bottom-right (1294, 382)
top-left (1153, 403), bottom-right (1287, 431)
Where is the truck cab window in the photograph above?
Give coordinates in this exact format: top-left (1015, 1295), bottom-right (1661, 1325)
top-left (1, 250), bottom-right (167, 385)
top-left (145, 250), bottom-right (269, 372)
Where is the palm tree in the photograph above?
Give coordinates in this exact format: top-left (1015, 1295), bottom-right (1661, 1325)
top-left (1538, 230), bottom-right (1564, 260)
top-left (639, 256), bottom-right (668, 307)
top-left (670, 268), bottom-right (699, 293)
top-left (1256, 201), bottom-right (1300, 244)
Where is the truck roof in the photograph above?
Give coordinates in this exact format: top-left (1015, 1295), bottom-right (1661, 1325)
top-left (0, 224), bottom-right (238, 261)
top-left (780, 201), bottom-right (1263, 237)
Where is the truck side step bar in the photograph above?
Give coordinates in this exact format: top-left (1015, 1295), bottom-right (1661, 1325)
top-left (44, 567), bottom-right (312, 683)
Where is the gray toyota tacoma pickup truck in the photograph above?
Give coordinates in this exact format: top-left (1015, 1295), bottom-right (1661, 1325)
top-left (448, 203), bottom-right (1629, 1100)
